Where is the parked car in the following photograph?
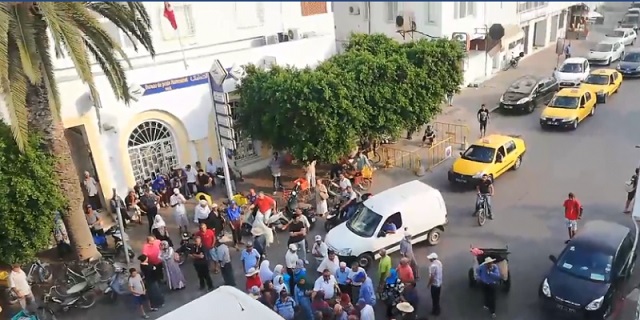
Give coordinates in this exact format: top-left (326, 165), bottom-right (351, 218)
top-left (579, 69), bottom-right (622, 103)
top-left (606, 28), bottom-right (637, 45)
top-left (620, 14), bottom-right (640, 30)
top-left (539, 221), bottom-right (636, 319)
top-left (587, 39), bottom-right (625, 66)
top-left (554, 57), bottom-right (591, 88)
top-left (539, 87), bottom-right (597, 130)
top-left (616, 49), bottom-right (640, 77)
top-left (499, 75), bottom-right (558, 113)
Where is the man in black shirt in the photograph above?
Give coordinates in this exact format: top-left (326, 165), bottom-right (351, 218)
top-left (191, 236), bottom-right (214, 291)
top-left (625, 168), bottom-right (639, 213)
top-left (476, 174), bottom-right (494, 219)
top-left (287, 211), bottom-right (307, 259)
top-left (477, 104), bottom-right (490, 138)
top-left (140, 188), bottom-right (159, 234)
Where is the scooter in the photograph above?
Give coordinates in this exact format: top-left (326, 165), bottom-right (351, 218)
top-left (103, 263), bottom-right (130, 302)
top-left (43, 282), bottom-right (97, 312)
top-left (177, 232), bottom-right (193, 266)
top-left (324, 193), bottom-right (373, 232)
top-left (95, 226), bottom-right (134, 260)
top-left (282, 189), bottom-right (317, 230)
top-left (503, 52), bottom-right (525, 71)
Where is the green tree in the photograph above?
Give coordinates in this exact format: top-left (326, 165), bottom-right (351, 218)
top-left (0, 2), bottom-right (155, 260)
top-left (0, 122), bottom-right (65, 264)
top-left (235, 33), bottom-right (465, 162)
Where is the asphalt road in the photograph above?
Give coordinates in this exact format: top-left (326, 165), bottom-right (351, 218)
top-left (23, 3), bottom-right (640, 320)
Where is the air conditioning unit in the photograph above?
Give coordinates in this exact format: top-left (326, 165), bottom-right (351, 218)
top-left (287, 28), bottom-right (302, 41)
top-left (395, 11), bottom-right (417, 33)
top-left (265, 34), bottom-right (279, 45)
top-left (349, 4), bottom-right (361, 15)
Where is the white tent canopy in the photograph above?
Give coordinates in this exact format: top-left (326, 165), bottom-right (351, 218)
top-left (156, 286), bottom-right (282, 320)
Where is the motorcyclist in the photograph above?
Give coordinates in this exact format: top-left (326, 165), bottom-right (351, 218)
top-left (338, 172), bottom-right (352, 193)
top-left (476, 174), bottom-right (494, 219)
top-left (340, 185), bottom-right (359, 220)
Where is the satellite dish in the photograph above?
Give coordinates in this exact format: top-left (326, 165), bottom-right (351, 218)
top-left (395, 15), bottom-right (404, 28)
top-left (489, 24), bottom-right (505, 41)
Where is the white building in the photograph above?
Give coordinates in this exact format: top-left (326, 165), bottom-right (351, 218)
top-left (50, 2), bottom-right (336, 202)
top-left (333, 1), bottom-right (580, 84)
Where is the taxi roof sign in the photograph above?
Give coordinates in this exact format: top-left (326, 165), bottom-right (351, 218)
top-left (482, 138), bottom-right (491, 144)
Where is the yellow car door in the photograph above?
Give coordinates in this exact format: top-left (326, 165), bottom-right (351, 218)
top-left (493, 145), bottom-right (512, 178)
top-left (607, 74), bottom-right (616, 95)
top-left (584, 92), bottom-right (596, 117)
top-left (614, 71), bottom-right (622, 91)
top-left (578, 93), bottom-right (589, 120)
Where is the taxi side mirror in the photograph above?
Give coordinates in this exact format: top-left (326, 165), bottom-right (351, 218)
top-left (580, 104), bottom-right (586, 108)
top-left (549, 255), bottom-right (557, 263)
top-left (496, 158), bottom-right (502, 163)
top-left (459, 152), bottom-right (463, 156)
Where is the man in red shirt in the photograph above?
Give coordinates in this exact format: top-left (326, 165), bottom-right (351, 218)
top-left (254, 191), bottom-right (276, 216)
top-left (194, 223), bottom-right (216, 269)
top-left (563, 192), bottom-right (583, 243)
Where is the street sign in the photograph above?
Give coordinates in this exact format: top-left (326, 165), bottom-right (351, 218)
top-left (444, 146), bottom-right (453, 159)
top-left (220, 137), bottom-right (236, 150)
top-left (215, 103), bottom-right (231, 116)
top-left (217, 115), bottom-right (233, 128)
top-left (219, 127), bottom-right (235, 140)
top-left (212, 91), bottom-right (228, 103)
top-left (209, 59), bottom-right (228, 86)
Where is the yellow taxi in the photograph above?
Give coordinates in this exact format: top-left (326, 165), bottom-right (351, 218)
top-left (448, 134), bottom-right (526, 185)
top-left (539, 87), bottom-right (597, 130)
top-left (579, 69), bottom-right (622, 103)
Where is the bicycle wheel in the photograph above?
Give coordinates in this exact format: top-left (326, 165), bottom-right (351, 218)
top-left (358, 179), bottom-right (372, 191)
top-left (477, 208), bottom-right (486, 226)
top-left (76, 291), bottom-right (97, 309)
top-left (371, 151), bottom-right (381, 164)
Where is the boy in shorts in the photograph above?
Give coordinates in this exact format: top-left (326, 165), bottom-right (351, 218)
top-left (129, 268), bottom-right (155, 318)
top-left (563, 193), bottom-right (583, 244)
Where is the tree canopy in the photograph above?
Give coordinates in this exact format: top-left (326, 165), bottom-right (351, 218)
top-left (0, 122), bottom-right (65, 264)
top-left (235, 33), bottom-right (465, 162)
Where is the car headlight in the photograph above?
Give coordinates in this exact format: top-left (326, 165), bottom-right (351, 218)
top-left (516, 97), bottom-right (531, 104)
top-left (472, 172), bottom-right (485, 178)
top-left (585, 296), bottom-right (604, 311)
top-left (541, 278), bottom-right (551, 297)
top-left (616, 64), bottom-right (622, 69)
top-left (336, 248), bottom-right (352, 256)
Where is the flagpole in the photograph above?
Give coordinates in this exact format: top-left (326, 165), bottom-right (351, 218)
top-left (176, 28), bottom-right (188, 70)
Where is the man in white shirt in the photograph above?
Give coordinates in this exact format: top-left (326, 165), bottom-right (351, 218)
top-left (185, 164), bottom-right (197, 197)
top-left (285, 244), bottom-right (299, 270)
top-left (313, 269), bottom-right (339, 300)
top-left (305, 160), bottom-right (317, 188)
top-left (9, 264), bottom-right (36, 313)
top-left (311, 235), bottom-right (328, 262)
top-left (338, 173), bottom-right (351, 192)
top-left (205, 157), bottom-right (217, 177)
top-left (316, 250), bottom-right (340, 275)
top-left (359, 301), bottom-right (375, 320)
top-left (83, 171), bottom-right (101, 210)
top-left (193, 200), bottom-right (211, 225)
top-left (427, 252), bottom-right (443, 316)
top-left (170, 188), bottom-right (188, 233)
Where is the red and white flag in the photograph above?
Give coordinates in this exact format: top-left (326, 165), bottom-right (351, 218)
top-left (163, 2), bottom-right (178, 30)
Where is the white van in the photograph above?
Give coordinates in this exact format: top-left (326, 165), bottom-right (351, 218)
top-left (324, 180), bottom-right (448, 269)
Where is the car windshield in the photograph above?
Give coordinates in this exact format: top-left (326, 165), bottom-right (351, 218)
top-left (556, 245), bottom-right (613, 282)
top-left (559, 63), bottom-right (583, 73)
top-left (624, 16), bottom-right (640, 23)
top-left (623, 52), bottom-right (640, 62)
top-left (584, 74), bottom-right (609, 85)
top-left (461, 145), bottom-right (495, 163)
top-left (346, 204), bottom-right (383, 238)
top-left (607, 30), bottom-right (625, 37)
top-left (549, 96), bottom-right (580, 109)
top-left (593, 43), bottom-right (613, 52)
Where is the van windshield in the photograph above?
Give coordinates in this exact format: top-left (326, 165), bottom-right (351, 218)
top-left (346, 204), bottom-right (383, 238)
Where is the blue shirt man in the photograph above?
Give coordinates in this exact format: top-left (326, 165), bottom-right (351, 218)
top-left (273, 291), bottom-right (297, 320)
top-left (226, 201), bottom-right (242, 221)
top-left (382, 221), bottom-right (397, 234)
top-left (240, 244), bottom-right (260, 273)
top-left (355, 272), bottom-right (376, 306)
top-left (476, 260), bottom-right (502, 285)
top-left (151, 175), bottom-right (166, 192)
top-left (335, 263), bottom-right (350, 285)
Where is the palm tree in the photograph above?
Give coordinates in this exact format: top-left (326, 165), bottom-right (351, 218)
top-left (0, 2), bottom-right (155, 260)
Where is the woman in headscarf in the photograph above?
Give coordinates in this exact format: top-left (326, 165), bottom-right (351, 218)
top-left (294, 276), bottom-right (314, 320)
top-left (194, 199), bottom-right (211, 226)
top-left (259, 260), bottom-right (274, 282)
top-left (272, 264), bottom-right (287, 293)
top-left (381, 269), bottom-right (405, 318)
top-left (151, 215), bottom-right (173, 247)
top-left (251, 205), bottom-right (274, 247)
top-left (293, 259), bottom-right (308, 284)
top-left (159, 241), bottom-right (186, 290)
top-left (315, 178), bottom-right (329, 217)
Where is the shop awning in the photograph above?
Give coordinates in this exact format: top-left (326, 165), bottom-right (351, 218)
top-left (500, 24), bottom-right (525, 49)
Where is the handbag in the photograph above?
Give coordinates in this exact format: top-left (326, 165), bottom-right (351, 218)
top-left (625, 180), bottom-right (635, 193)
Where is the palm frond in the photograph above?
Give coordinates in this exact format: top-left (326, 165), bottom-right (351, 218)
top-left (4, 36), bottom-right (30, 152)
top-left (8, 4), bottom-right (42, 84)
top-left (0, 3), bottom-right (11, 83)
top-left (87, 2), bottom-right (155, 57)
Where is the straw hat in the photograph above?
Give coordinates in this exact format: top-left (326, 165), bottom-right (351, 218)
top-left (245, 267), bottom-right (259, 277)
top-left (396, 302), bottom-right (414, 313)
top-left (484, 257), bottom-right (496, 264)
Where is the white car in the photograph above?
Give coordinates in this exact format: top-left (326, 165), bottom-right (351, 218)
top-left (605, 28), bottom-right (637, 46)
top-left (628, 8), bottom-right (640, 15)
top-left (588, 39), bottom-right (625, 65)
top-left (554, 57), bottom-right (591, 88)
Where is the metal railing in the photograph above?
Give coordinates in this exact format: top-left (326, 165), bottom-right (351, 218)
top-left (379, 145), bottom-right (421, 171)
top-left (432, 121), bottom-right (470, 150)
top-left (425, 137), bottom-right (453, 170)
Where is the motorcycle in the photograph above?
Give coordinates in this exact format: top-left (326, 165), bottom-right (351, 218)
top-left (103, 263), bottom-right (130, 302)
top-left (324, 193), bottom-right (373, 232)
top-left (43, 282), bottom-right (97, 312)
top-left (281, 189), bottom-right (317, 230)
top-left (95, 226), bottom-right (135, 261)
top-left (177, 232), bottom-right (194, 266)
top-left (503, 52), bottom-right (525, 71)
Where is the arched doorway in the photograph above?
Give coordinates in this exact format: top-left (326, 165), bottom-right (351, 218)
top-left (127, 120), bottom-right (179, 183)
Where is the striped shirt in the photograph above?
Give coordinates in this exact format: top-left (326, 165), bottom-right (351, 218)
top-left (274, 297), bottom-right (297, 320)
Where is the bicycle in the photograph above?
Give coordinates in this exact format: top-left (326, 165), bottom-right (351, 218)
top-left (474, 194), bottom-right (491, 226)
top-left (60, 257), bottom-right (114, 287)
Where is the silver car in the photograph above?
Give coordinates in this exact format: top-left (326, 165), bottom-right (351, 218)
top-left (588, 40), bottom-right (625, 65)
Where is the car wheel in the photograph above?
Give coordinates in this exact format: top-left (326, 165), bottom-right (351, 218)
top-left (503, 270), bottom-right (512, 293)
top-left (512, 155), bottom-right (522, 170)
top-left (571, 118), bottom-right (579, 130)
top-left (426, 228), bottom-right (443, 246)
top-left (590, 105), bottom-right (596, 116)
top-left (606, 57), bottom-right (612, 66)
top-left (357, 253), bottom-right (374, 269)
top-left (527, 102), bottom-right (535, 113)
top-left (468, 268), bottom-right (476, 288)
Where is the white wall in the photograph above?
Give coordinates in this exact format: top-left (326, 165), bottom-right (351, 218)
top-left (54, 2), bottom-right (334, 78)
top-left (57, 35), bottom-right (336, 196)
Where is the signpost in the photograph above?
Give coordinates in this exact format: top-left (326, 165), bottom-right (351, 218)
top-left (209, 59), bottom-right (234, 200)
